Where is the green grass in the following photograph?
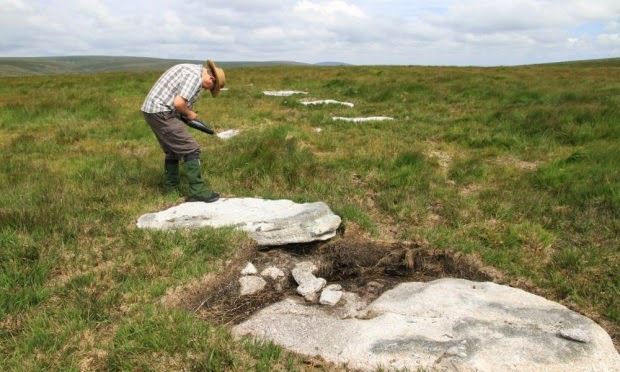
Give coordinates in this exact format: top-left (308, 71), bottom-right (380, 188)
top-left (0, 62), bottom-right (619, 369)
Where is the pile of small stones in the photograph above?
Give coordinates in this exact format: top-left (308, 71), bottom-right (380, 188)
top-left (238, 260), bottom-right (344, 306)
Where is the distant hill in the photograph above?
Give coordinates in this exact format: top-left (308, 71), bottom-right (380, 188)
top-left (0, 56), bottom-right (321, 76)
top-left (3, 55), bottom-right (616, 76)
top-left (529, 57), bottom-right (620, 67)
top-left (315, 61), bottom-right (352, 66)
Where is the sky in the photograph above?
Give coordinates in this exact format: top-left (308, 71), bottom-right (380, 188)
top-left (1, 0), bottom-right (619, 66)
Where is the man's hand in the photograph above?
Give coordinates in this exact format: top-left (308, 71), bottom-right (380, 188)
top-left (185, 111), bottom-right (198, 120)
top-left (173, 95), bottom-right (197, 120)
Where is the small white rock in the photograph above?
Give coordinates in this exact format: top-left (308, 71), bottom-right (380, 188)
top-left (297, 277), bottom-right (327, 300)
top-left (216, 129), bottom-right (240, 140)
top-left (292, 261), bottom-right (318, 284)
top-left (314, 127), bottom-right (322, 133)
top-left (320, 288), bottom-right (343, 306)
top-left (241, 262), bottom-right (258, 275)
top-left (325, 284), bottom-right (342, 291)
top-left (261, 266), bottom-right (285, 280)
top-left (239, 276), bottom-right (267, 296)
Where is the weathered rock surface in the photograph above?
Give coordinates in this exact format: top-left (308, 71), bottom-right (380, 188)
top-left (233, 278), bottom-right (620, 371)
top-left (559, 328), bottom-right (593, 343)
top-left (136, 198), bottom-right (341, 246)
top-left (238, 276), bottom-right (266, 296)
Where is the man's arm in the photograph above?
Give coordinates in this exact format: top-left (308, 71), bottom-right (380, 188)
top-left (173, 95), bottom-right (197, 120)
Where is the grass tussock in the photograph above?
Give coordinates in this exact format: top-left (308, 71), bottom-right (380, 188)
top-left (0, 62), bottom-right (619, 369)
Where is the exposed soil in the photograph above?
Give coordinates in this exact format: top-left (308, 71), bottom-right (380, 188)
top-left (173, 235), bottom-right (502, 326)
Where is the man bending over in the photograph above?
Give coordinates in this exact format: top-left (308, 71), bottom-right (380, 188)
top-left (141, 59), bottom-right (225, 202)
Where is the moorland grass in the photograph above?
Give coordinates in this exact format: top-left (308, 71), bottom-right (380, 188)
top-left (0, 63), bottom-right (618, 369)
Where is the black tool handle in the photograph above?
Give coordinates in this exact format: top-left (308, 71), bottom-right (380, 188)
top-left (182, 118), bottom-right (214, 135)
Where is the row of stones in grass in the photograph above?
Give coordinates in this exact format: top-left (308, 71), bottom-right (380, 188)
top-left (262, 90), bottom-right (394, 122)
top-left (213, 88), bottom-right (394, 141)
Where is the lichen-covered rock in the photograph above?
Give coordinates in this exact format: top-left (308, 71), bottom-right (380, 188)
top-left (136, 198), bottom-right (341, 246)
top-left (233, 278), bottom-right (620, 371)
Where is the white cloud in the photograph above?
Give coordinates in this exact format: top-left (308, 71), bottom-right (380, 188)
top-left (0, 0), bottom-right (618, 65)
top-left (457, 32), bottom-right (536, 47)
top-left (598, 33), bottom-right (620, 47)
top-left (253, 26), bottom-right (287, 41)
top-left (293, 0), bottom-right (367, 23)
top-left (441, 0), bottom-right (620, 33)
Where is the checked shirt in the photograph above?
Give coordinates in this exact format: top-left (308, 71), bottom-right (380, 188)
top-left (141, 64), bottom-right (203, 114)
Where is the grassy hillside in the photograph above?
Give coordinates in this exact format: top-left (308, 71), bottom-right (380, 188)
top-left (0, 56), bottom-right (309, 76)
top-left (534, 57), bottom-right (620, 67)
top-left (0, 62), bottom-right (618, 369)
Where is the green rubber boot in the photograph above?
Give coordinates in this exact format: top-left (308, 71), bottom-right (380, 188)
top-left (184, 158), bottom-right (220, 203)
top-left (164, 159), bottom-right (180, 194)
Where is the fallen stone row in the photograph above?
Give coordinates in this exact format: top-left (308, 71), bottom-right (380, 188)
top-left (214, 87), bottom-right (396, 141)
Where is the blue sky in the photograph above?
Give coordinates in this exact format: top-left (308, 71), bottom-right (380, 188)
top-left (1, 0), bottom-right (618, 65)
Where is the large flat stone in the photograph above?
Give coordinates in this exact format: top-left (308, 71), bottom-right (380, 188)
top-left (233, 278), bottom-right (620, 371)
top-left (136, 198), bottom-right (341, 246)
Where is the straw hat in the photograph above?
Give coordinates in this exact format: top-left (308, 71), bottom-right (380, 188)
top-left (206, 59), bottom-right (225, 97)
